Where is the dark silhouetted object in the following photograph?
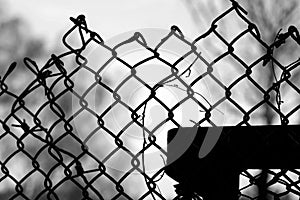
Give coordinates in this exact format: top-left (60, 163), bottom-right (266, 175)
top-left (166, 125), bottom-right (300, 199)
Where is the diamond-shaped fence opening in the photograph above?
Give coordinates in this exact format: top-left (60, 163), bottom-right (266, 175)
top-left (212, 6), bottom-right (249, 43)
top-left (231, 31), bottom-right (266, 67)
top-left (1, 1), bottom-right (300, 200)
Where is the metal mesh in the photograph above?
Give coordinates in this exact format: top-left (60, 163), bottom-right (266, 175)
top-left (1, 0), bottom-right (300, 199)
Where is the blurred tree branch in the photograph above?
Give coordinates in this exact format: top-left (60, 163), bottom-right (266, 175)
top-left (240, 1), bottom-right (299, 199)
top-left (184, 0), bottom-right (300, 199)
top-left (0, 1), bottom-right (46, 102)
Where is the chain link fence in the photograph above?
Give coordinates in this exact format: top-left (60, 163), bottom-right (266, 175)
top-left (1, 0), bottom-right (300, 199)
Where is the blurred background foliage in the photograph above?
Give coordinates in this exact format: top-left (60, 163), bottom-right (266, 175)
top-left (0, 0), bottom-right (46, 107)
top-left (184, 0), bottom-right (300, 125)
top-left (1, 0), bottom-right (300, 199)
top-left (0, 1), bottom-right (87, 199)
top-left (184, 0), bottom-right (300, 199)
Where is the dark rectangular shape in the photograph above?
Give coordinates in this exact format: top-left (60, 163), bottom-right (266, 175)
top-left (165, 125), bottom-right (300, 199)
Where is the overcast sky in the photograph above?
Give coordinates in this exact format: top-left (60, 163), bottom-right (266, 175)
top-left (7, 0), bottom-right (199, 48)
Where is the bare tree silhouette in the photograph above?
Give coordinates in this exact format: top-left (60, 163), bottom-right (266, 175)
top-left (239, 1), bottom-right (299, 199)
top-left (184, 0), bottom-right (300, 199)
